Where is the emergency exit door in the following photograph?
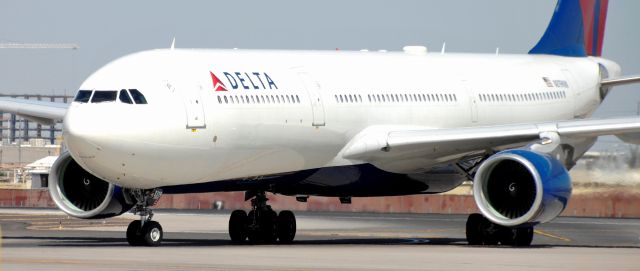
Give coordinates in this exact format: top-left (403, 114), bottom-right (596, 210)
top-left (183, 84), bottom-right (206, 129)
top-left (297, 72), bottom-right (326, 126)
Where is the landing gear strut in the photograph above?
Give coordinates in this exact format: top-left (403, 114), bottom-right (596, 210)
top-left (126, 189), bottom-right (163, 246)
top-left (466, 213), bottom-right (533, 246)
top-left (228, 191), bottom-right (296, 244)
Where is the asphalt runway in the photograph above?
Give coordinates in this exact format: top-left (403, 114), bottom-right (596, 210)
top-left (0, 208), bottom-right (638, 270)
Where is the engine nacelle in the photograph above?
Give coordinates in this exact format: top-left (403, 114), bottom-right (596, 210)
top-left (49, 152), bottom-right (134, 219)
top-left (473, 149), bottom-right (571, 227)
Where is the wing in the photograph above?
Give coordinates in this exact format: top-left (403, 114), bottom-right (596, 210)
top-left (341, 117), bottom-right (640, 173)
top-left (0, 97), bottom-right (68, 125)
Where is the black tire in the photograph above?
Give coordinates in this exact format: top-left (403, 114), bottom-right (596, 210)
top-left (247, 210), bottom-right (260, 243)
top-left (480, 216), bottom-right (500, 245)
top-left (466, 213), bottom-right (484, 245)
top-left (247, 209), bottom-right (278, 243)
top-left (499, 227), bottom-right (517, 246)
top-left (141, 221), bottom-right (163, 247)
top-left (126, 220), bottom-right (143, 246)
top-left (513, 227), bottom-right (534, 247)
top-left (229, 210), bottom-right (248, 243)
top-left (277, 210), bottom-right (296, 243)
top-left (499, 226), bottom-right (533, 246)
top-left (260, 210), bottom-right (278, 243)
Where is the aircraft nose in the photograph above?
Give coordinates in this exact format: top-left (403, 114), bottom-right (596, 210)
top-left (63, 106), bottom-right (108, 159)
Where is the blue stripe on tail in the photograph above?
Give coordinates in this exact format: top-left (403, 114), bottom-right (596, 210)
top-left (529, 0), bottom-right (587, 57)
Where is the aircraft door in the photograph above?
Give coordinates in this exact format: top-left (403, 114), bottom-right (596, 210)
top-left (461, 79), bottom-right (478, 123)
top-left (182, 83), bottom-right (206, 129)
top-left (471, 98), bottom-right (478, 123)
top-left (561, 69), bottom-right (580, 118)
top-left (297, 72), bottom-right (326, 126)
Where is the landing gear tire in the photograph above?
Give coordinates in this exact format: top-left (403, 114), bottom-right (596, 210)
top-left (126, 189), bottom-right (163, 247)
top-left (229, 191), bottom-right (297, 244)
top-left (126, 220), bottom-right (163, 247)
top-left (141, 221), bottom-right (163, 247)
top-left (126, 220), bottom-right (143, 246)
top-left (247, 209), bottom-right (278, 243)
top-left (500, 226), bottom-right (534, 247)
top-left (277, 210), bottom-right (296, 243)
top-left (466, 213), bottom-right (533, 247)
top-left (229, 210), bottom-right (249, 243)
top-left (466, 213), bottom-right (484, 245)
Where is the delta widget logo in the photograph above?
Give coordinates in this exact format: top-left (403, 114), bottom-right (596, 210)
top-left (210, 71), bottom-right (278, 91)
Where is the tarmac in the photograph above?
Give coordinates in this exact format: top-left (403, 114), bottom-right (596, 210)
top-left (0, 208), bottom-right (638, 270)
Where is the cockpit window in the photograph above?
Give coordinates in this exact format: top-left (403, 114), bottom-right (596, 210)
top-left (119, 89), bottom-right (133, 104)
top-left (74, 90), bottom-right (93, 103)
top-left (90, 91), bottom-right (118, 103)
top-left (129, 89), bottom-right (148, 104)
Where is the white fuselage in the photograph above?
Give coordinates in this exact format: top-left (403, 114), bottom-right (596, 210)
top-left (63, 49), bottom-right (619, 189)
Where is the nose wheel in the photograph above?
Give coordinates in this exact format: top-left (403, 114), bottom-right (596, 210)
top-left (228, 191), bottom-right (297, 244)
top-left (127, 220), bottom-right (163, 246)
top-left (125, 189), bottom-right (163, 247)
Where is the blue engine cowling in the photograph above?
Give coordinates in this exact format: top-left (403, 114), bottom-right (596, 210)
top-left (473, 149), bottom-right (572, 227)
top-left (49, 152), bottom-right (134, 219)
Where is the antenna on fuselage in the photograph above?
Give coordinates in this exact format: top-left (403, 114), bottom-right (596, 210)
top-left (441, 42), bottom-right (446, 54)
top-left (495, 47), bottom-right (500, 55)
top-left (170, 37), bottom-right (176, 50)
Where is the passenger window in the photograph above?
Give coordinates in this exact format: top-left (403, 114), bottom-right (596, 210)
top-left (129, 89), bottom-right (148, 104)
top-left (74, 90), bottom-right (93, 103)
top-left (91, 91), bottom-right (117, 103)
top-left (119, 89), bottom-right (133, 104)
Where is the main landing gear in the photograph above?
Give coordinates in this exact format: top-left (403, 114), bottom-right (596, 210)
top-left (228, 191), bottom-right (297, 244)
top-left (465, 213), bottom-right (534, 246)
top-left (126, 189), bottom-right (163, 246)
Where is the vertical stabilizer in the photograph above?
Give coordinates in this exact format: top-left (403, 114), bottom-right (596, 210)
top-left (529, 0), bottom-right (609, 57)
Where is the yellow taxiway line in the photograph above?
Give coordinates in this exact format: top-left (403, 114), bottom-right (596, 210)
top-left (534, 229), bottom-right (572, 242)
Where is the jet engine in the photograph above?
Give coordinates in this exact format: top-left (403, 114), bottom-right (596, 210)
top-left (473, 149), bottom-right (571, 227)
top-left (49, 152), bottom-right (134, 219)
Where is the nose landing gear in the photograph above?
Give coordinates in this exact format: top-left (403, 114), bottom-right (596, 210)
top-left (125, 189), bottom-right (163, 246)
top-left (228, 191), bottom-right (297, 244)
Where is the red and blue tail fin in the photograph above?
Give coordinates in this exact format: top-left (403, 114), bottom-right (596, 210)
top-left (529, 0), bottom-right (609, 57)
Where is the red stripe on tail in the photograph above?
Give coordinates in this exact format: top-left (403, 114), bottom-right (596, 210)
top-left (595, 0), bottom-right (608, 56)
top-left (579, 0), bottom-right (595, 55)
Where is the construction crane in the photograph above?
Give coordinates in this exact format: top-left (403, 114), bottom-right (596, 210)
top-left (0, 43), bottom-right (78, 49)
top-left (0, 41), bottom-right (78, 146)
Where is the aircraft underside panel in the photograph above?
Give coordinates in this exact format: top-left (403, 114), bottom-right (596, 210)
top-left (160, 163), bottom-right (466, 197)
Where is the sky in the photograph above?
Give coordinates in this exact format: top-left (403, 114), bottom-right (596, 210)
top-left (0, 0), bottom-right (639, 122)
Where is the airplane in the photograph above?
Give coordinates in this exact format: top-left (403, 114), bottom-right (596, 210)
top-left (1, 0), bottom-right (640, 247)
